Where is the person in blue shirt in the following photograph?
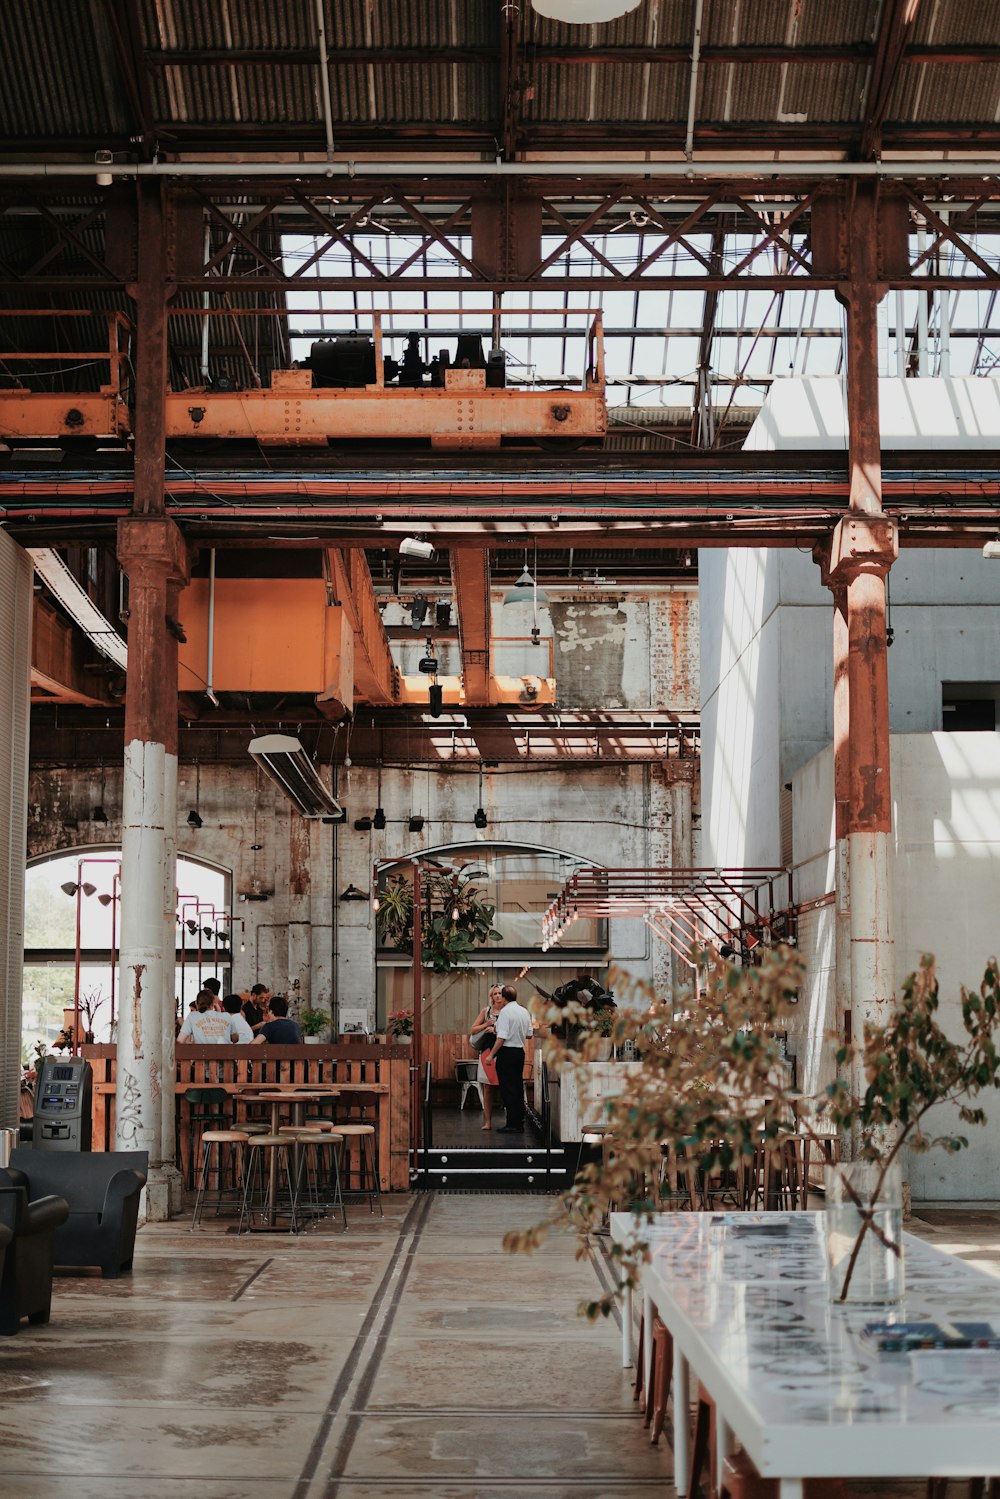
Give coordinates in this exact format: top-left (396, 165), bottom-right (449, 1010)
top-left (252, 995), bottom-right (302, 1045)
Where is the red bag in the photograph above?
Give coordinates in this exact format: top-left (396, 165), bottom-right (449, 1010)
top-left (480, 1050), bottom-right (499, 1087)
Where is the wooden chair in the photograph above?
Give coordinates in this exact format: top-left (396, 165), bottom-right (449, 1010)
top-left (657, 1141), bottom-right (699, 1210)
top-left (720, 1450), bottom-right (847, 1499)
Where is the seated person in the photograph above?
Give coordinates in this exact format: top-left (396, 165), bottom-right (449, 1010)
top-left (178, 990), bottom-right (241, 1043)
top-left (223, 993), bottom-right (255, 1042)
top-left (202, 977), bottom-right (223, 1009)
top-left (252, 995), bottom-right (302, 1045)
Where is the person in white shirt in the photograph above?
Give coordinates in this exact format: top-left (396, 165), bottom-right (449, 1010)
top-left (177, 990), bottom-right (240, 1044)
top-left (488, 984), bottom-right (533, 1133)
top-left (222, 993), bottom-right (255, 1042)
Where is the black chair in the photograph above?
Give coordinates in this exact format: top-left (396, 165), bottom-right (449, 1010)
top-left (0, 1222), bottom-right (11, 1281)
top-left (7, 1149), bottom-right (147, 1279)
top-left (0, 1180), bottom-right (69, 1334)
top-left (182, 1089), bottom-right (233, 1187)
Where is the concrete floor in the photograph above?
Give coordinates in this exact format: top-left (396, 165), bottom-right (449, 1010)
top-left (0, 1202), bottom-right (997, 1498)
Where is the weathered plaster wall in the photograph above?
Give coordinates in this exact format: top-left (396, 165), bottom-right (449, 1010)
top-left (27, 758), bottom-right (687, 1028)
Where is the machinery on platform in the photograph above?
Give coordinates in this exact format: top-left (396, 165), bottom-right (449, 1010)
top-left (0, 309), bottom-right (606, 452)
top-left (31, 1055), bottom-right (93, 1151)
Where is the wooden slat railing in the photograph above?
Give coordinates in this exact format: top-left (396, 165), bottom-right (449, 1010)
top-left (81, 1043), bottom-right (413, 1192)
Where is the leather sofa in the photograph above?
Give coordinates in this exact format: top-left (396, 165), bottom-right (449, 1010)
top-left (0, 1181), bottom-right (69, 1334)
top-left (7, 1149), bottom-right (147, 1280)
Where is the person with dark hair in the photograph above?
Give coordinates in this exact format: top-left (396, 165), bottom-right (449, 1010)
top-left (242, 999), bottom-right (263, 1028)
top-left (488, 983), bottom-right (533, 1134)
top-left (203, 977), bottom-right (222, 1007)
top-left (223, 993), bottom-right (254, 1043)
top-left (252, 995), bottom-right (302, 1045)
top-left (178, 989), bottom-right (240, 1044)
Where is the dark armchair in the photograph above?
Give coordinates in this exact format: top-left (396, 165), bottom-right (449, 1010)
top-left (0, 1180), bottom-right (70, 1334)
top-left (7, 1149), bottom-right (148, 1280)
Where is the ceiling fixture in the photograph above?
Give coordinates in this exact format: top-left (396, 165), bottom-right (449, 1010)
top-left (428, 683), bottom-right (444, 717)
top-left (373, 762), bottom-right (386, 829)
top-left (983, 540), bottom-right (1000, 559)
top-left (410, 594), bottom-right (430, 628)
top-left (503, 545), bottom-right (549, 607)
top-left (418, 642), bottom-right (439, 674)
top-left (474, 764), bottom-right (488, 829)
top-left (435, 601), bottom-right (451, 627)
top-left (187, 762), bottom-right (203, 829)
top-left (531, 0), bottom-right (642, 20)
top-left (408, 815), bottom-right (425, 833)
top-left (399, 536), bottom-right (436, 561)
top-left (248, 734), bottom-right (343, 819)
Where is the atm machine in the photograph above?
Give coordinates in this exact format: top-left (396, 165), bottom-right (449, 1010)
top-left (32, 1055), bottom-right (93, 1150)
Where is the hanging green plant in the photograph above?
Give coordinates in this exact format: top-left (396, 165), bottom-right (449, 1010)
top-left (376, 864), bottom-right (503, 973)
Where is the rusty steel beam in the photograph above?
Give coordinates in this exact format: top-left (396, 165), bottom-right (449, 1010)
top-left (449, 546), bottom-right (492, 705)
top-left (860, 0), bottom-right (923, 160)
top-left (325, 547), bottom-right (399, 707)
top-left (131, 182), bottom-right (169, 517)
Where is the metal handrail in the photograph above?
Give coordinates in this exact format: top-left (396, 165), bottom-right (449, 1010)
top-left (421, 1059), bottom-right (433, 1161)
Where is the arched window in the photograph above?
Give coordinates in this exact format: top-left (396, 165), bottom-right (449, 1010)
top-left (374, 842), bottom-right (608, 1035)
top-left (21, 848), bottom-right (231, 1058)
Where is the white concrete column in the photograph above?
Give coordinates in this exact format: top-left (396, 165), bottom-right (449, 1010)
top-left (115, 518), bottom-right (188, 1220)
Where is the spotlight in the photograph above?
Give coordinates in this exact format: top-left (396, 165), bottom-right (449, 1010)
top-left (399, 537), bottom-right (436, 561)
top-left (474, 806), bottom-right (488, 829)
top-left (82, 882), bottom-right (96, 897)
top-left (720, 942), bottom-right (736, 960)
top-left (217, 931), bottom-right (230, 946)
top-left (202, 926), bottom-right (214, 940)
top-left (186, 920), bottom-right (198, 935)
top-left (97, 893), bottom-right (112, 908)
top-left (410, 594), bottom-right (429, 628)
top-left (92, 806), bottom-right (108, 825)
top-left (60, 882), bottom-right (77, 897)
top-left (428, 683), bottom-right (444, 717)
top-left (187, 809), bottom-right (203, 829)
top-left (373, 808), bottom-right (387, 830)
top-left (408, 815), bottom-right (425, 833)
top-left (435, 601), bottom-right (451, 627)
top-left (354, 816), bottom-right (373, 831)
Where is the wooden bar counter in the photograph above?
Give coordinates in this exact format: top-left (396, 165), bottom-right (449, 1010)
top-left (80, 1043), bottom-right (413, 1192)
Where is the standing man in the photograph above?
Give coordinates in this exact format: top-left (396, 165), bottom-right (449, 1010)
top-left (488, 984), bottom-right (532, 1134)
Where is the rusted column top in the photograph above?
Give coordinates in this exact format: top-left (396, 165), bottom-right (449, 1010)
top-left (117, 515), bottom-right (190, 586)
top-left (813, 515), bottom-right (897, 589)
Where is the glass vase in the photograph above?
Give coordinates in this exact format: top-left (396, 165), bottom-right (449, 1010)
top-left (825, 1160), bottom-right (904, 1304)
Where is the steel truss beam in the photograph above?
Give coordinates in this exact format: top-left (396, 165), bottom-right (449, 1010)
top-left (6, 181), bottom-right (1000, 295)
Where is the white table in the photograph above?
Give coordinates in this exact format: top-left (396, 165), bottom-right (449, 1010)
top-left (611, 1210), bottom-right (1000, 1497)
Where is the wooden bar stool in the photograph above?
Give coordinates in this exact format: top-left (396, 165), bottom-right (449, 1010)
top-left (238, 1135), bottom-right (299, 1233)
top-left (720, 1451), bottom-right (848, 1499)
top-left (688, 1381), bottom-right (718, 1496)
top-left (334, 1123), bottom-right (383, 1217)
top-left (278, 1126), bottom-right (348, 1230)
top-left (191, 1129), bottom-right (249, 1229)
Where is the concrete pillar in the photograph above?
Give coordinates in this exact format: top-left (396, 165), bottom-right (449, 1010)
top-left (815, 182), bottom-right (899, 1105)
top-left (115, 519), bottom-right (189, 1219)
top-left (669, 775), bottom-right (694, 996)
top-left (160, 578), bottom-right (184, 1214)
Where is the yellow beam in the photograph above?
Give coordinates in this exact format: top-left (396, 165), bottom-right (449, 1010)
top-left (325, 548), bottom-right (399, 707)
top-left (448, 546), bottom-right (491, 704)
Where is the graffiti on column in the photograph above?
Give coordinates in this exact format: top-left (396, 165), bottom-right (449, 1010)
top-left (131, 962), bottom-right (145, 1055)
top-left (149, 1057), bottom-right (161, 1108)
top-left (119, 1069), bottom-right (142, 1146)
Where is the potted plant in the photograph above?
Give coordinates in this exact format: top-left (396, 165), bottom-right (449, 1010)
top-left (79, 986), bottom-right (105, 1045)
top-left (376, 864), bottom-right (503, 974)
top-left (506, 948), bottom-right (1000, 1314)
top-left (386, 1009), bottom-right (414, 1043)
top-left (300, 1008), bottom-right (330, 1044)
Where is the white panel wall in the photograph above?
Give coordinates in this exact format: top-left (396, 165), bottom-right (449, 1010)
top-left (793, 734), bottom-right (1000, 1203)
top-left (0, 532), bottom-right (32, 1127)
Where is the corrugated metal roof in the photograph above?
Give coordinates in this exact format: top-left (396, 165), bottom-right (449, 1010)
top-left (1, 0), bottom-right (998, 154)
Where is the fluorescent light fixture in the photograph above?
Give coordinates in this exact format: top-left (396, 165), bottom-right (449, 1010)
top-left (27, 548), bottom-right (128, 670)
top-left (983, 541), bottom-right (1000, 559)
top-left (399, 537), bottom-right (436, 560)
top-left (248, 733), bottom-right (342, 819)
